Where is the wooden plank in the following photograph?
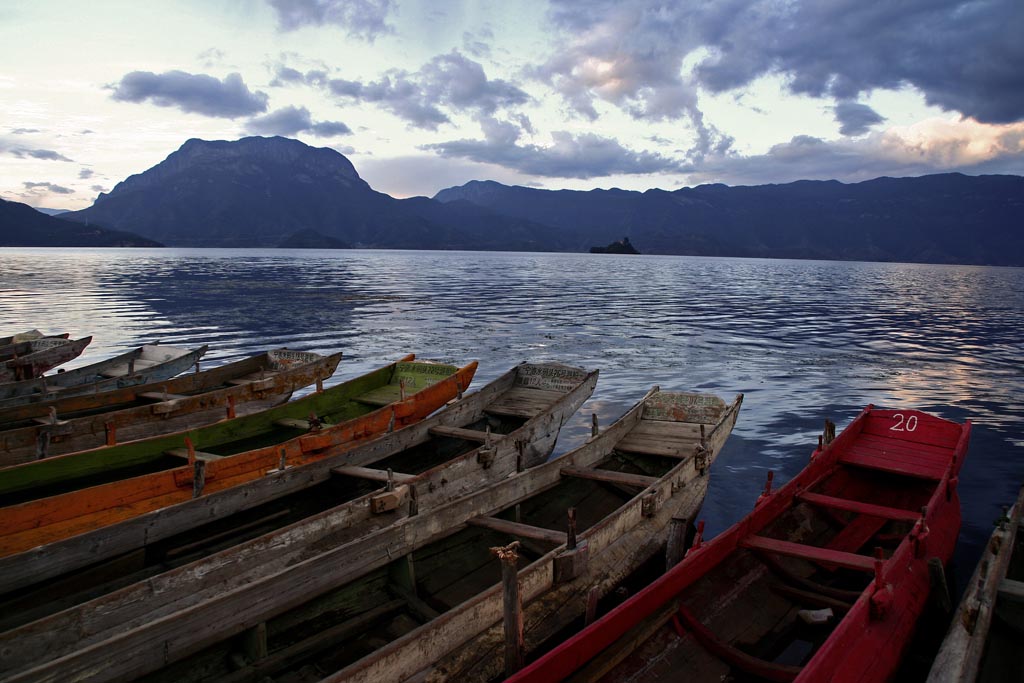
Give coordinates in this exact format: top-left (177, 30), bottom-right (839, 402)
top-left (615, 436), bottom-right (697, 459)
top-left (998, 578), bottom-right (1024, 604)
top-left (844, 442), bottom-right (951, 469)
top-left (560, 466), bottom-right (658, 489)
top-left (428, 425), bottom-right (492, 442)
top-left (164, 448), bottom-right (225, 462)
top-left (137, 391), bottom-right (189, 401)
top-left (466, 516), bottom-right (568, 545)
top-left (331, 465), bottom-right (417, 484)
top-left (485, 388), bottom-right (563, 418)
top-left (739, 536), bottom-right (876, 573)
top-left (838, 451), bottom-right (946, 480)
top-left (797, 492), bottom-right (920, 522)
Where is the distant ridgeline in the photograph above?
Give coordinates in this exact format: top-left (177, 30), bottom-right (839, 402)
top-left (590, 237), bottom-right (640, 254)
top-left (16, 135), bottom-right (1019, 265)
top-left (0, 198), bottom-right (160, 247)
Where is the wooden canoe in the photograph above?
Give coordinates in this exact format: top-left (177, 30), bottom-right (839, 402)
top-left (0, 343), bottom-right (209, 407)
top-left (0, 336), bottom-right (91, 382)
top-left (0, 334), bottom-right (70, 361)
top-left (508, 406), bottom-right (971, 683)
top-left (928, 484), bottom-right (1024, 683)
top-left (0, 330), bottom-right (67, 347)
top-left (0, 357), bottom-right (477, 556)
top-left (0, 361), bottom-right (596, 682)
top-left (0, 348), bottom-right (342, 466)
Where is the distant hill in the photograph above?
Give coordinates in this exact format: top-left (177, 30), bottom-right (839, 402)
top-left (436, 174), bottom-right (1024, 266)
top-left (31, 207), bottom-right (69, 216)
top-left (0, 198), bottom-right (161, 247)
top-left (62, 136), bottom-right (563, 250)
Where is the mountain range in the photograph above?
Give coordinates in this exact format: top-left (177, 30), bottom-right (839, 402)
top-left (2, 135), bottom-right (1021, 265)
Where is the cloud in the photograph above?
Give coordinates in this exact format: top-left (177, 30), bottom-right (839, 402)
top-left (683, 117), bottom-right (1024, 186)
top-left (10, 128), bottom-right (40, 134)
top-left (540, 1), bottom-right (1024, 127)
top-left (0, 139), bottom-right (73, 161)
top-left (834, 101), bottom-right (886, 136)
top-left (78, 168), bottom-right (95, 179)
top-left (110, 70), bottom-right (269, 118)
top-left (424, 117), bottom-right (679, 178)
top-left (23, 181), bottom-right (74, 194)
top-left (462, 29), bottom-right (493, 58)
top-left (90, 184), bottom-right (107, 192)
top-left (198, 48), bottom-right (226, 67)
top-left (244, 105), bottom-right (351, 137)
top-left (268, 0), bottom-right (394, 41)
top-left (288, 50), bottom-right (528, 129)
top-left (358, 153), bottom-right (529, 198)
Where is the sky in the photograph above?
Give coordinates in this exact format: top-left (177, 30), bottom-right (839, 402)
top-left (1, 0), bottom-right (1022, 210)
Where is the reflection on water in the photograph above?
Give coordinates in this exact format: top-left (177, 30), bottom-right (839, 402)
top-left (2, 247), bottom-right (1022, 585)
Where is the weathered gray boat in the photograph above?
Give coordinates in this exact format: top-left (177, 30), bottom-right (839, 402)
top-left (0, 336), bottom-right (92, 382)
top-left (0, 343), bottom-right (208, 407)
top-left (0, 348), bottom-right (341, 465)
top-left (0, 362), bottom-right (598, 683)
top-left (928, 484), bottom-right (1024, 683)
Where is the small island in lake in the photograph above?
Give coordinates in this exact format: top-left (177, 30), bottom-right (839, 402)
top-left (590, 237), bottom-right (640, 254)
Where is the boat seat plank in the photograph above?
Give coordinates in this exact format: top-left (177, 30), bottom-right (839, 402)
top-left (331, 465), bottom-right (417, 484)
top-left (164, 447), bottom-right (225, 462)
top-left (838, 451), bottom-right (946, 480)
top-left (99, 359), bottom-right (158, 378)
top-left (560, 466), bottom-right (659, 489)
top-left (631, 420), bottom-right (704, 439)
top-left (853, 433), bottom-right (954, 461)
top-left (484, 387), bottom-right (563, 418)
top-left (354, 385), bottom-right (404, 407)
top-left (843, 444), bottom-right (946, 475)
top-left (466, 516), bottom-right (568, 545)
top-left (796, 492), bottom-right (920, 522)
top-left (739, 536), bottom-right (876, 573)
top-left (818, 516), bottom-right (888, 571)
top-left (998, 578), bottom-right (1024, 604)
top-left (137, 391), bottom-right (190, 402)
top-left (427, 425), bottom-right (493, 442)
top-left (615, 434), bottom-right (700, 459)
top-left (274, 418), bottom-right (312, 430)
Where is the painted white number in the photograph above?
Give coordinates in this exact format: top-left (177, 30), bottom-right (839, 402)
top-left (890, 413), bottom-right (918, 432)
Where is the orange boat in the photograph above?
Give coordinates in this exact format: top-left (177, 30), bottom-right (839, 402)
top-left (0, 356), bottom-right (477, 556)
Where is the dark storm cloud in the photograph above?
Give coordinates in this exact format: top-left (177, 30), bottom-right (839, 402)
top-left (542, 0), bottom-right (1024, 125)
top-left (424, 117), bottom-right (678, 178)
top-left (23, 181), bottom-right (73, 194)
top-left (0, 139), bottom-right (73, 161)
top-left (78, 168), bottom-right (95, 179)
top-left (833, 102), bottom-right (886, 136)
top-left (268, 0), bottom-right (394, 41)
top-left (287, 50), bottom-right (528, 130)
top-left (244, 105), bottom-right (352, 137)
top-left (110, 71), bottom-right (269, 118)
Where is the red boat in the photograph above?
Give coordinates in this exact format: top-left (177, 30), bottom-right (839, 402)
top-left (509, 406), bottom-right (971, 683)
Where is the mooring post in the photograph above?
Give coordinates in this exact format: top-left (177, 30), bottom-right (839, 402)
top-left (666, 516), bottom-right (689, 568)
top-left (567, 507), bottom-right (578, 550)
top-left (591, 413), bottom-right (599, 437)
top-left (491, 542), bottom-right (524, 677)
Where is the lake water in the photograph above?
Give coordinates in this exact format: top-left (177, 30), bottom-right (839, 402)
top-left (1, 247), bottom-right (1022, 590)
